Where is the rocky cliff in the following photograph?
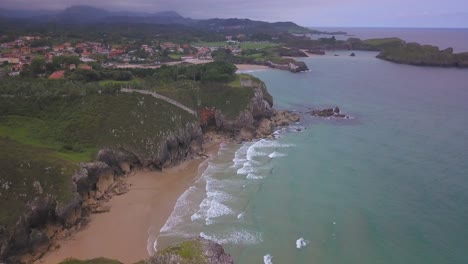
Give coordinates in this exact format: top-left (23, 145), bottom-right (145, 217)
top-left (0, 75), bottom-right (295, 263)
top-left (207, 79), bottom-right (274, 138)
top-left (0, 122), bottom-right (204, 264)
top-left (97, 121), bottom-right (204, 172)
top-left (0, 161), bottom-right (123, 263)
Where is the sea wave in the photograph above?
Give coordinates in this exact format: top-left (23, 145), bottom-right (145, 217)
top-left (268, 151), bottom-right (287, 158)
top-left (296, 237), bottom-right (310, 249)
top-left (264, 254), bottom-right (273, 264)
top-left (200, 229), bottom-right (263, 245)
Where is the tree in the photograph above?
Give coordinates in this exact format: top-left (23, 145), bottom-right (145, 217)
top-left (30, 57), bottom-right (46, 75)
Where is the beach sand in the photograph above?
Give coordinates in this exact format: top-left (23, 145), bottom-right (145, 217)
top-left (235, 64), bottom-right (270, 71)
top-left (39, 144), bottom-right (220, 264)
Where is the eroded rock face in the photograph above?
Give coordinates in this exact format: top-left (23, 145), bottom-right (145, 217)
top-left (97, 148), bottom-right (139, 175)
top-left (97, 122), bottom-right (203, 170)
top-left (1, 161), bottom-right (119, 263)
top-left (213, 81), bottom-right (274, 135)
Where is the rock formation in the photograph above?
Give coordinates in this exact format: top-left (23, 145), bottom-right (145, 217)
top-left (149, 238), bottom-right (233, 264)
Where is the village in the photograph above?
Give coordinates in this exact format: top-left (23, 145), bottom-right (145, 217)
top-left (0, 35), bottom-right (246, 78)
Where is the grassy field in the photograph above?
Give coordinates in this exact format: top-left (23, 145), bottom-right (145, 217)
top-left (0, 137), bottom-right (78, 229)
top-left (168, 53), bottom-right (183, 60)
top-left (240, 42), bottom-right (279, 49)
top-left (155, 240), bottom-right (205, 263)
top-left (0, 93), bottom-right (197, 162)
top-left (192, 41), bottom-right (278, 49)
top-left (140, 74), bottom-right (258, 118)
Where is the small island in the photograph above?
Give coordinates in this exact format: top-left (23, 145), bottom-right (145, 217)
top-left (309, 106), bottom-right (350, 119)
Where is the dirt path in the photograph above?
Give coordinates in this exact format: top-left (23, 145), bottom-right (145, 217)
top-left (121, 88), bottom-right (198, 116)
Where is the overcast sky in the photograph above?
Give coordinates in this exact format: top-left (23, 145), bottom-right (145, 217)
top-left (1, 0), bottom-right (467, 27)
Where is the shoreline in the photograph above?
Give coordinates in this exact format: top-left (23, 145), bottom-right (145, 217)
top-left (234, 64), bottom-right (271, 71)
top-left (38, 142), bottom-right (221, 264)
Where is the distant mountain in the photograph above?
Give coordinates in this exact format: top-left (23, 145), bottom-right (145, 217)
top-left (56, 6), bottom-right (111, 23)
top-left (0, 5), bottom-right (310, 33)
top-left (0, 8), bottom-right (58, 18)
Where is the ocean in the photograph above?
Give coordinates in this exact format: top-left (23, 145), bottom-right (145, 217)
top-left (152, 29), bottom-right (468, 263)
top-left (310, 27), bottom-right (468, 52)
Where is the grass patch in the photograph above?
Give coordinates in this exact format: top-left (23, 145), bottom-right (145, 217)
top-left (192, 41), bottom-right (227, 47)
top-left (168, 53), bottom-right (183, 60)
top-left (0, 93), bottom-right (197, 162)
top-left (0, 137), bottom-right (78, 229)
top-left (157, 240), bottom-right (205, 263)
top-left (0, 116), bottom-right (97, 162)
top-left (240, 42), bottom-right (278, 49)
top-left (192, 41), bottom-right (277, 50)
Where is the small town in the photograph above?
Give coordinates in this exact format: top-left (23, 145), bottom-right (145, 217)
top-left (0, 35), bottom-right (247, 78)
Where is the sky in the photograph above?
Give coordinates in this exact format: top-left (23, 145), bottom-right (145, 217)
top-left (1, 0), bottom-right (467, 27)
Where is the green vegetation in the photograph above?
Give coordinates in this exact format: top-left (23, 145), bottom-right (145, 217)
top-left (122, 65), bottom-right (257, 118)
top-left (156, 240), bottom-right (206, 263)
top-left (192, 41), bottom-right (278, 49)
top-left (0, 91), bottom-right (196, 162)
top-left (0, 137), bottom-right (77, 229)
top-left (377, 43), bottom-right (468, 68)
top-left (348, 37), bottom-right (405, 51)
top-left (211, 46), bottom-right (308, 72)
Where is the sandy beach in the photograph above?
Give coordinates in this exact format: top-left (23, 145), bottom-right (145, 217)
top-left (38, 144), bottom-right (220, 264)
top-left (235, 64), bottom-right (270, 71)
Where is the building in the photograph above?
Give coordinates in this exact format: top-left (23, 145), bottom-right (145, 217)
top-left (48, 70), bottom-right (65, 79)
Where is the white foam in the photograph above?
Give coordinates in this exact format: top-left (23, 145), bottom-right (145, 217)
top-left (264, 254), bottom-right (273, 264)
top-left (268, 151), bottom-right (287, 158)
top-left (237, 212), bottom-right (245, 220)
top-left (247, 173), bottom-right (264, 180)
top-left (207, 200), bottom-right (235, 219)
top-left (200, 230), bottom-right (263, 245)
top-left (159, 185), bottom-right (199, 233)
top-left (296, 237), bottom-right (310, 249)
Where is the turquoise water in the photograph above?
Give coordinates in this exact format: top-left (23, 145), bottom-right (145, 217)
top-left (153, 51), bottom-right (468, 263)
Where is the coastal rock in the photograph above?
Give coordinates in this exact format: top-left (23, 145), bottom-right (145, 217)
top-left (307, 50), bottom-right (326, 55)
top-left (55, 193), bottom-right (82, 228)
top-left (270, 111), bottom-right (301, 127)
top-left (213, 80), bottom-right (274, 136)
top-left (309, 107), bottom-right (349, 119)
top-left (96, 122), bottom-right (204, 170)
top-left (0, 196), bottom-right (57, 263)
top-left (97, 148), bottom-right (139, 175)
top-left (75, 162), bottom-right (115, 200)
top-left (149, 238), bottom-right (234, 264)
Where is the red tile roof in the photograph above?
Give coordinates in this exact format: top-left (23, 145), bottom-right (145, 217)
top-left (48, 70), bottom-right (65, 79)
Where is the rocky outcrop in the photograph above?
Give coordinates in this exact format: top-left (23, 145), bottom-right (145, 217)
top-left (255, 110), bottom-right (301, 138)
top-left (149, 238), bottom-right (233, 264)
top-left (309, 106), bottom-right (349, 119)
top-left (212, 81), bottom-right (274, 137)
top-left (97, 122), bottom-right (204, 171)
top-left (0, 162), bottom-right (124, 263)
top-left (266, 60), bottom-right (309, 73)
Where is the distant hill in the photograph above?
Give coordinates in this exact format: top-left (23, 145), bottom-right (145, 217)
top-left (0, 5), bottom-right (310, 33)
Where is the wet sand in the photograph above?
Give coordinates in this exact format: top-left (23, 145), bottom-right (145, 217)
top-left (39, 144), bottom-right (220, 264)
